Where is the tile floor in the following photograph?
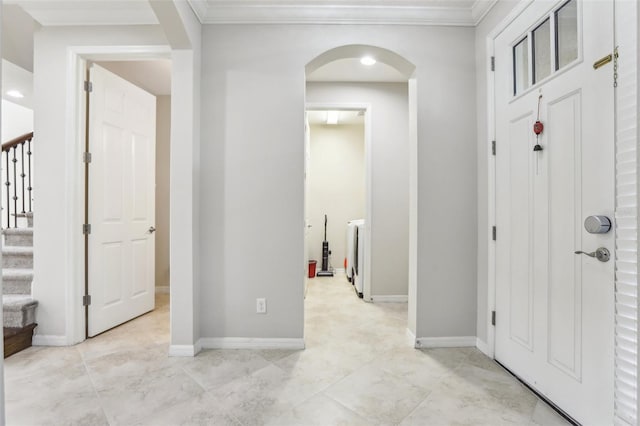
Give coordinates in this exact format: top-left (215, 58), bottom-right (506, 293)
top-left (5, 275), bottom-right (570, 425)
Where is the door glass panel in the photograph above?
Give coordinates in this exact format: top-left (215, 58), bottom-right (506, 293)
top-left (533, 19), bottom-right (551, 83)
top-left (555, 0), bottom-right (578, 70)
top-left (513, 37), bottom-right (529, 95)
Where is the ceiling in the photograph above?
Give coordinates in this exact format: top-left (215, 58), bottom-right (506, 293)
top-left (1, 60), bottom-right (33, 109)
top-left (307, 58), bottom-right (407, 83)
top-left (307, 110), bottom-right (364, 125)
top-left (97, 60), bottom-right (173, 96)
top-left (6, 0), bottom-right (497, 26)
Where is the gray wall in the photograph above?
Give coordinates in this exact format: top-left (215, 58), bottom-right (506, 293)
top-left (199, 24), bottom-right (477, 340)
top-left (156, 95), bottom-right (171, 289)
top-left (307, 82), bottom-right (409, 297)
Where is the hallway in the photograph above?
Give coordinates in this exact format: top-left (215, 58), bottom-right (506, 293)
top-left (5, 277), bottom-right (568, 425)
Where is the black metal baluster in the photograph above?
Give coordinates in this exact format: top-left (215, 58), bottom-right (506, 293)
top-left (27, 137), bottom-right (32, 213)
top-left (20, 142), bottom-right (25, 214)
top-left (5, 150), bottom-right (10, 228)
top-left (12, 146), bottom-right (18, 228)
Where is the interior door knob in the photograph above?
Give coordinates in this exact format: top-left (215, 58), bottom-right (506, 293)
top-left (575, 247), bottom-right (610, 262)
top-left (148, 226), bottom-right (156, 234)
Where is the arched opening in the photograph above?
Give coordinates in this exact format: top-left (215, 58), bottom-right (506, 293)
top-left (303, 44), bottom-right (419, 346)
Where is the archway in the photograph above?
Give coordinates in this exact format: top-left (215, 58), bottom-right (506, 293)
top-left (303, 44), bottom-right (419, 343)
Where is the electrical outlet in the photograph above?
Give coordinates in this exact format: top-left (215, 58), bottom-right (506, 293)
top-left (256, 298), bottom-right (267, 314)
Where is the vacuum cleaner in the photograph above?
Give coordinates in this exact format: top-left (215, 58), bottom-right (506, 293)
top-left (316, 214), bottom-right (334, 277)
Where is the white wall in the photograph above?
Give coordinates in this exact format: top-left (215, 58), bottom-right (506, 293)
top-left (307, 82), bottom-right (409, 297)
top-left (474, 0), bottom-right (519, 348)
top-left (307, 123), bottom-right (365, 270)
top-left (1, 99), bottom-right (33, 141)
top-left (156, 95), bottom-right (171, 290)
top-left (200, 24), bottom-right (477, 341)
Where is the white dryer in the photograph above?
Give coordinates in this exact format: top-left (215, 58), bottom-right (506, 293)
top-left (345, 219), bottom-right (364, 283)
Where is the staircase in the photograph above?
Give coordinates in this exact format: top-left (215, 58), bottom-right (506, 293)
top-left (1, 132), bottom-right (37, 357)
top-left (3, 213), bottom-right (37, 357)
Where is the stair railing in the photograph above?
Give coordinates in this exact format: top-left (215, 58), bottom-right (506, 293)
top-left (2, 132), bottom-right (33, 229)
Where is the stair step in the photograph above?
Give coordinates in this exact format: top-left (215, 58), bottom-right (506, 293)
top-left (2, 246), bottom-right (33, 269)
top-left (3, 295), bottom-right (37, 328)
top-left (4, 323), bottom-right (37, 358)
top-left (13, 212), bottom-right (33, 228)
top-left (2, 269), bottom-right (33, 295)
top-left (2, 228), bottom-right (33, 247)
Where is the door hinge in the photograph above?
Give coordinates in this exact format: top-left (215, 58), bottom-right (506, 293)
top-left (83, 224), bottom-right (92, 235)
top-left (492, 226), bottom-right (497, 241)
top-left (491, 310), bottom-right (496, 326)
top-left (84, 80), bottom-right (93, 93)
top-left (491, 140), bottom-right (496, 156)
top-left (490, 56), bottom-right (495, 72)
top-left (83, 295), bottom-right (92, 306)
top-left (83, 152), bottom-right (92, 163)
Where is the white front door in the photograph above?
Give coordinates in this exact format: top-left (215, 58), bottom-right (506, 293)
top-left (88, 64), bottom-right (157, 337)
top-left (494, 1), bottom-right (614, 424)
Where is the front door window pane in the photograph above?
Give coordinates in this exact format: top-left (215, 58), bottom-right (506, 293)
top-left (513, 37), bottom-right (529, 95)
top-left (533, 19), bottom-right (551, 83)
top-left (556, 0), bottom-right (578, 70)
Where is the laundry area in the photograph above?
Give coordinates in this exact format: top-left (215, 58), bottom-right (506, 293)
top-left (305, 109), bottom-right (366, 296)
top-left (304, 77), bottom-right (411, 306)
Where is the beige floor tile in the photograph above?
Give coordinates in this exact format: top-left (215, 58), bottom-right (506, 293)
top-left (181, 348), bottom-right (272, 390)
top-left (4, 277), bottom-right (570, 426)
top-left (266, 393), bottom-right (371, 426)
top-left (133, 391), bottom-right (242, 426)
top-left (96, 364), bottom-right (205, 425)
top-left (209, 364), bottom-right (323, 426)
top-left (324, 363), bottom-right (431, 424)
top-left (6, 363), bottom-right (108, 426)
top-left (530, 400), bottom-right (572, 426)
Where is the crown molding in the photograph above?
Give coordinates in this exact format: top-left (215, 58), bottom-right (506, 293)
top-left (8, 0), bottom-right (498, 27)
top-left (471, 0), bottom-right (499, 25)
top-left (186, 0), bottom-right (498, 26)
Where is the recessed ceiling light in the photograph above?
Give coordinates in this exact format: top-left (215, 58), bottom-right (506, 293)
top-left (360, 56), bottom-right (376, 66)
top-left (6, 90), bottom-right (24, 99)
top-left (326, 111), bottom-right (339, 125)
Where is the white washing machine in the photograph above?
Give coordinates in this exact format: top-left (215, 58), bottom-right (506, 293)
top-left (345, 219), bottom-right (364, 283)
top-left (352, 222), bottom-right (366, 298)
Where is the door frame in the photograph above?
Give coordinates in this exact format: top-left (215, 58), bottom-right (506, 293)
top-left (303, 102), bottom-right (373, 301)
top-left (484, 0), bottom-right (537, 359)
top-left (66, 45), bottom-right (171, 344)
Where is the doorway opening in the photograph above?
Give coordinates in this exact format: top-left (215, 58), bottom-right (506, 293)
top-left (305, 107), bottom-right (367, 297)
top-left (303, 45), bottom-right (417, 348)
top-left (69, 51), bottom-right (173, 344)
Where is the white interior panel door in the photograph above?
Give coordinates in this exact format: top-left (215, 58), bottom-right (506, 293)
top-left (494, 1), bottom-right (614, 424)
top-left (88, 64), bottom-right (156, 337)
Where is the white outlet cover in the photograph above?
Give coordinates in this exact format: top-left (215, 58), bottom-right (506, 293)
top-left (256, 298), bottom-right (267, 314)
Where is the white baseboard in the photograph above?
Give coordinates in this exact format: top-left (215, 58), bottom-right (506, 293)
top-left (155, 285), bottom-right (170, 294)
top-left (475, 338), bottom-right (492, 357)
top-left (415, 336), bottom-right (477, 349)
top-left (169, 342), bottom-right (202, 357)
top-left (32, 334), bottom-right (68, 346)
top-left (371, 295), bottom-right (408, 303)
top-left (406, 328), bottom-right (417, 346)
top-left (199, 337), bottom-right (305, 350)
